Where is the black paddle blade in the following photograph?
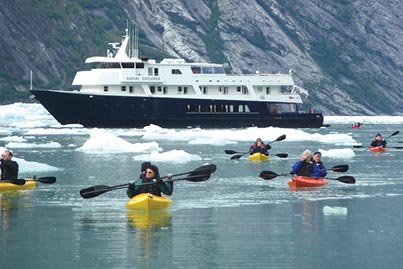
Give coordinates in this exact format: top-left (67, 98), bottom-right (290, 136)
top-left (331, 165), bottom-right (349, 172)
top-left (275, 153), bottom-right (288, 158)
top-left (336, 176), bottom-right (356, 184)
top-left (274, 134), bottom-right (286, 142)
top-left (37, 176), bottom-right (57, 184)
top-left (230, 154), bottom-right (244, 160)
top-left (391, 130), bottom-right (400, 137)
top-left (192, 164), bottom-right (217, 174)
top-left (10, 179), bottom-right (26, 185)
top-left (225, 150), bottom-right (239, 155)
top-left (185, 173), bottom-right (211, 182)
top-left (80, 185), bottom-right (112, 199)
top-left (259, 171), bottom-right (279, 180)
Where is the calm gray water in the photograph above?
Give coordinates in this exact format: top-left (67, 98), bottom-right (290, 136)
top-left (1, 122), bottom-right (403, 269)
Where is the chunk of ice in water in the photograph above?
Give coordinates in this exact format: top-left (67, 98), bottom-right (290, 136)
top-left (323, 206), bottom-right (347, 216)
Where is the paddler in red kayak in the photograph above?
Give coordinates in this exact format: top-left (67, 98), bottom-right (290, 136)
top-left (291, 150), bottom-right (327, 177)
top-left (370, 133), bottom-right (387, 148)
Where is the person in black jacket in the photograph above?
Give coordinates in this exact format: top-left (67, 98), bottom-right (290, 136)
top-left (127, 164), bottom-right (173, 198)
top-left (0, 149), bottom-right (19, 181)
top-left (291, 150), bottom-right (313, 177)
top-left (249, 138), bottom-right (270, 156)
top-left (370, 133), bottom-right (387, 148)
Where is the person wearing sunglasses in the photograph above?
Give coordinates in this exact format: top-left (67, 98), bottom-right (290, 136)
top-left (0, 149), bottom-right (19, 181)
top-left (127, 163), bottom-right (173, 198)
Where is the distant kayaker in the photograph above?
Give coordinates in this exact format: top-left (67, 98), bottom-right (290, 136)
top-left (0, 149), bottom-right (19, 181)
top-left (310, 151), bottom-right (327, 178)
top-left (370, 133), bottom-right (387, 148)
top-left (291, 150), bottom-right (313, 177)
top-left (127, 164), bottom-right (173, 198)
top-left (249, 138), bottom-right (270, 156)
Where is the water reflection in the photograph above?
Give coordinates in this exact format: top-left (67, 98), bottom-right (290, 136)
top-left (127, 210), bottom-right (173, 262)
top-left (0, 193), bottom-right (32, 231)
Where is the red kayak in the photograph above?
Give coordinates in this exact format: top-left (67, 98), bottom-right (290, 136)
top-left (369, 146), bottom-right (386, 153)
top-left (288, 176), bottom-right (329, 188)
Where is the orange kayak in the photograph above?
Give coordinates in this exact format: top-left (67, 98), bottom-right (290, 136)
top-left (369, 146), bottom-right (386, 153)
top-left (288, 176), bottom-right (329, 188)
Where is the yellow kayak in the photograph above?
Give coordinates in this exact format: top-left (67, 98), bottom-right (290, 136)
top-left (127, 210), bottom-right (172, 230)
top-left (248, 152), bottom-right (269, 162)
top-left (126, 193), bottom-right (172, 211)
top-left (0, 179), bottom-right (37, 192)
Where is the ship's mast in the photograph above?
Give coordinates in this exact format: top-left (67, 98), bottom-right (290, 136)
top-left (133, 23), bottom-right (139, 59)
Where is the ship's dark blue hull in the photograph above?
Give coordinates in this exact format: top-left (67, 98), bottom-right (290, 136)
top-left (30, 90), bottom-right (324, 128)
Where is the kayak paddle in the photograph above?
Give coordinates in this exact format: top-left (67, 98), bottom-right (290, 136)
top-left (9, 176), bottom-right (57, 185)
top-left (260, 165), bottom-right (349, 179)
top-left (5, 179), bottom-right (26, 185)
top-left (225, 134), bottom-right (287, 159)
top-left (31, 176), bottom-right (57, 184)
top-left (80, 164), bottom-right (216, 199)
top-left (323, 165), bottom-right (349, 172)
top-left (354, 130), bottom-right (400, 149)
top-left (385, 130), bottom-right (400, 139)
top-left (259, 165), bottom-right (355, 184)
top-left (230, 153), bottom-right (288, 160)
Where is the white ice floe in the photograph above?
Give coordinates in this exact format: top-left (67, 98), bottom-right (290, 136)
top-left (132, 149), bottom-right (202, 163)
top-left (76, 128), bottom-right (160, 153)
top-left (323, 206), bottom-right (348, 216)
top-left (5, 141), bottom-right (62, 149)
top-left (324, 115), bottom-right (403, 125)
top-left (14, 157), bottom-right (60, 173)
top-left (0, 136), bottom-right (27, 142)
top-left (317, 148), bottom-right (355, 159)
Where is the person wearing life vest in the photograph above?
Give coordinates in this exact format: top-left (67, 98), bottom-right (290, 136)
top-left (127, 163), bottom-right (172, 198)
top-left (249, 138), bottom-right (269, 156)
top-left (291, 150), bottom-right (313, 177)
top-left (370, 133), bottom-right (387, 148)
top-left (310, 151), bottom-right (327, 178)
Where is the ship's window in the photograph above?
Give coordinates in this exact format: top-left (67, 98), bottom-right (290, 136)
top-left (242, 86), bottom-right (248, 94)
top-left (154, 68), bottom-right (159, 76)
top-left (202, 66), bottom-right (213, 74)
top-left (178, 86), bottom-right (182, 94)
top-left (172, 69), bottom-right (182, 74)
top-left (104, 86), bottom-right (108, 92)
top-left (201, 87), bottom-right (208, 94)
top-left (223, 87), bottom-right (228, 95)
top-left (257, 87), bottom-right (263, 92)
top-left (236, 86), bottom-right (241, 92)
top-left (187, 105), bottom-right (198, 112)
top-left (150, 86), bottom-right (155, 94)
top-left (157, 86), bottom-right (162, 92)
top-left (163, 87), bottom-right (167, 94)
top-left (129, 86), bottom-right (134, 93)
top-left (280, 85), bottom-right (288, 93)
top-left (213, 66), bottom-right (225, 74)
top-left (148, 68), bottom-right (153, 76)
top-left (121, 86), bottom-right (126, 92)
top-left (201, 105), bottom-right (211, 112)
top-left (122, 63), bottom-right (135, 68)
top-left (266, 87), bottom-right (271, 94)
top-left (191, 66), bottom-right (201, 74)
top-left (99, 62), bottom-right (120, 68)
top-left (136, 63), bottom-right (144, 69)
